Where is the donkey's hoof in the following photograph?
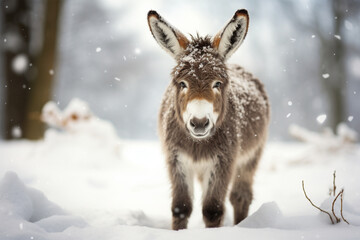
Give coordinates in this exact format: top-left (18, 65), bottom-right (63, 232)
top-left (172, 217), bottom-right (188, 230)
top-left (202, 206), bottom-right (224, 228)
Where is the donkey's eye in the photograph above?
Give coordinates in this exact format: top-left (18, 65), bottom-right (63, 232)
top-left (213, 81), bottom-right (222, 89)
top-left (180, 81), bottom-right (187, 89)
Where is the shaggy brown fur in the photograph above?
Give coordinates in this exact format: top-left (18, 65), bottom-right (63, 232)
top-left (148, 10), bottom-right (270, 230)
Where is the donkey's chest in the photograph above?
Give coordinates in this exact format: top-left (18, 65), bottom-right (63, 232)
top-left (174, 126), bottom-right (236, 158)
top-left (177, 150), bottom-right (215, 177)
top-left (176, 139), bottom-right (224, 161)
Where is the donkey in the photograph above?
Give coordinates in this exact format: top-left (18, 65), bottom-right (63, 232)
top-left (147, 9), bottom-right (270, 230)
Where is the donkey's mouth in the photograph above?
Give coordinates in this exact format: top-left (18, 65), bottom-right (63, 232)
top-left (193, 132), bottom-right (208, 137)
top-left (188, 128), bottom-right (213, 140)
top-left (185, 118), bottom-right (215, 140)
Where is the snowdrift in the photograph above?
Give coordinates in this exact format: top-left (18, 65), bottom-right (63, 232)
top-left (1, 99), bottom-right (360, 239)
top-left (1, 172), bottom-right (359, 240)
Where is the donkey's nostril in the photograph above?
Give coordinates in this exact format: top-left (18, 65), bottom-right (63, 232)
top-left (190, 117), bottom-right (210, 129)
top-left (204, 119), bottom-right (209, 128)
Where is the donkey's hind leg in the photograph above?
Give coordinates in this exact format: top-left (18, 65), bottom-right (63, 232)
top-left (230, 148), bottom-right (263, 224)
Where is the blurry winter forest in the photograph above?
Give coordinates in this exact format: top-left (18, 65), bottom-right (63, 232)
top-left (0, 0), bottom-right (360, 140)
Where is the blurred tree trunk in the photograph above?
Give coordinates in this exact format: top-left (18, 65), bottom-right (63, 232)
top-left (329, 0), bottom-right (346, 129)
top-left (320, 0), bottom-right (347, 130)
top-left (281, 0), bottom-right (348, 131)
top-left (1, 0), bottom-right (32, 139)
top-left (24, 0), bottom-right (62, 139)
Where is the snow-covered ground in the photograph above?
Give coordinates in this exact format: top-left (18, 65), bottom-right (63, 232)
top-left (1, 102), bottom-right (360, 239)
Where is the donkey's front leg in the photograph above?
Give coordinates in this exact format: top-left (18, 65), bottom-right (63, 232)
top-left (202, 155), bottom-right (233, 228)
top-left (167, 151), bottom-right (194, 230)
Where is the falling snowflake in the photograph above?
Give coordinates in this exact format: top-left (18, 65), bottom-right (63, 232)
top-left (11, 126), bottom-right (22, 138)
top-left (134, 48), bottom-right (141, 55)
top-left (12, 54), bottom-right (28, 74)
top-left (322, 73), bottom-right (330, 79)
top-left (316, 114), bottom-right (327, 124)
top-left (345, 20), bottom-right (353, 30)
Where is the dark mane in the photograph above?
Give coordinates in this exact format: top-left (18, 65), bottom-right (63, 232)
top-left (189, 34), bottom-right (213, 49)
top-left (172, 34), bottom-right (227, 82)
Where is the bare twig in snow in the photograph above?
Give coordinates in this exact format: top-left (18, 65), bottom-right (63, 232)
top-left (332, 190), bottom-right (342, 223)
top-left (332, 170), bottom-right (337, 197)
top-left (303, 172), bottom-right (350, 225)
top-left (302, 180), bottom-right (335, 224)
top-left (340, 190), bottom-right (349, 224)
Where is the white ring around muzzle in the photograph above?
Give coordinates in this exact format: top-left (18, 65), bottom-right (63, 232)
top-left (182, 99), bottom-right (219, 139)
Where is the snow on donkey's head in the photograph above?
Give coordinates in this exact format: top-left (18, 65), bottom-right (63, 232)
top-left (148, 10), bottom-right (249, 140)
top-left (148, 10), bottom-right (269, 230)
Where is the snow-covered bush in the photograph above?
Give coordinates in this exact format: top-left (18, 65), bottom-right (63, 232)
top-left (289, 123), bottom-right (358, 151)
top-left (41, 98), bottom-right (122, 156)
top-left (42, 98), bottom-right (117, 139)
top-left (288, 123), bottom-right (358, 164)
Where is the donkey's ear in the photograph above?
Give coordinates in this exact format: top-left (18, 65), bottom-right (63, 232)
top-left (212, 9), bottom-right (249, 60)
top-left (147, 10), bottom-right (189, 59)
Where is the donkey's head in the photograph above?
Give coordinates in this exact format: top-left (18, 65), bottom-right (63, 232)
top-left (148, 10), bottom-right (249, 140)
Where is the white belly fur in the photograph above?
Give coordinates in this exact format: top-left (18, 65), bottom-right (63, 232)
top-left (177, 151), bottom-right (216, 200)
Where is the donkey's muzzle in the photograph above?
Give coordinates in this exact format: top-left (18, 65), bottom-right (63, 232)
top-left (189, 117), bottom-right (211, 136)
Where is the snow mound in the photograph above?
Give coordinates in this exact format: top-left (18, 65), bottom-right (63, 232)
top-left (0, 172), bottom-right (33, 220)
top-left (318, 196), bottom-right (360, 226)
top-left (0, 172), bottom-right (87, 239)
top-left (239, 199), bottom-right (360, 231)
top-left (0, 172), bottom-right (64, 221)
top-left (36, 215), bottom-right (87, 233)
top-left (238, 202), bottom-right (282, 228)
top-left (118, 210), bottom-right (170, 229)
